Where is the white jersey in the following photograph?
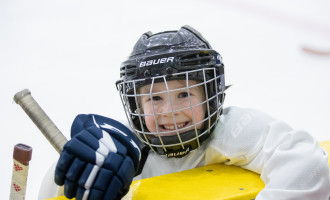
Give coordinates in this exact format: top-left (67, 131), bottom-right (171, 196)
top-left (135, 106), bottom-right (330, 199)
top-left (39, 106), bottom-right (330, 200)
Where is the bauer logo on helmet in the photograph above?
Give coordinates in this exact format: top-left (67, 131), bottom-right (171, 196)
top-left (139, 57), bottom-right (174, 67)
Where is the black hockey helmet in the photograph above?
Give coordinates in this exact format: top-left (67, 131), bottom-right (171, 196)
top-left (116, 25), bottom-right (226, 158)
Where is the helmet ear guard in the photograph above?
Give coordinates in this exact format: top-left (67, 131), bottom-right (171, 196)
top-left (117, 25), bottom-right (226, 158)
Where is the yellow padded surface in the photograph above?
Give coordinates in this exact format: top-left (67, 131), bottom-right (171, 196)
top-left (46, 164), bottom-right (264, 200)
top-left (46, 196), bottom-right (71, 200)
top-left (123, 164), bottom-right (264, 200)
top-left (46, 140), bottom-right (330, 200)
top-left (319, 140), bottom-right (330, 166)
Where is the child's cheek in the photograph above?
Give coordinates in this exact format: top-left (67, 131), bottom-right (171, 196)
top-left (141, 103), bottom-right (155, 132)
top-left (144, 116), bottom-right (156, 132)
top-left (195, 105), bottom-right (206, 129)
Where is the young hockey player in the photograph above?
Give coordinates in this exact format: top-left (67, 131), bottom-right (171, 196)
top-left (45, 25), bottom-right (330, 200)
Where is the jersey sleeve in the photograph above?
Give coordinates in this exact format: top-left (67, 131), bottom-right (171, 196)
top-left (244, 120), bottom-right (330, 200)
top-left (208, 106), bottom-right (330, 199)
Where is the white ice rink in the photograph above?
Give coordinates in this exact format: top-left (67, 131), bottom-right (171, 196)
top-left (1, 0), bottom-right (330, 199)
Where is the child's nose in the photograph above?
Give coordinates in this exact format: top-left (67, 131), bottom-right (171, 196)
top-left (160, 100), bottom-right (174, 115)
top-left (159, 99), bottom-right (180, 116)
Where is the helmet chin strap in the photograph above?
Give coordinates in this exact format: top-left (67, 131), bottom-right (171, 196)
top-left (150, 129), bottom-right (209, 158)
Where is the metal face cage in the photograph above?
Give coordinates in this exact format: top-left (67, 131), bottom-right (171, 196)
top-left (117, 67), bottom-right (225, 157)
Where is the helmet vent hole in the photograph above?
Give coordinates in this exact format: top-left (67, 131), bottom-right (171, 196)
top-left (120, 65), bottom-right (136, 77)
top-left (180, 53), bottom-right (213, 67)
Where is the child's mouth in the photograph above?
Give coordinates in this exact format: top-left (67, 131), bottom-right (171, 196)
top-left (159, 122), bottom-right (189, 134)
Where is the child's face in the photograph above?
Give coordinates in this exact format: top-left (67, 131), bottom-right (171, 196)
top-left (139, 80), bottom-right (206, 136)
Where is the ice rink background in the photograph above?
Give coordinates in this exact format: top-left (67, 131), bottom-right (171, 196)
top-left (1, 0), bottom-right (330, 199)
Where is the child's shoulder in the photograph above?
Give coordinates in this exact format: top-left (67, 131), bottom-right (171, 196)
top-left (208, 106), bottom-right (277, 156)
top-left (212, 106), bottom-right (276, 141)
top-left (222, 106), bottom-right (275, 122)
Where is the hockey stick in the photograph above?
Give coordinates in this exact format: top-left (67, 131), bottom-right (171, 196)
top-left (14, 89), bottom-right (68, 154)
top-left (9, 143), bottom-right (32, 200)
top-left (301, 46), bottom-right (330, 56)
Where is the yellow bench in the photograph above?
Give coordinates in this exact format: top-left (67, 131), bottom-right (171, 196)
top-left (47, 140), bottom-right (330, 200)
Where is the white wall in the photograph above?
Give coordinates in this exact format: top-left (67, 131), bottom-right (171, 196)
top-left (1, 0), bottom-right (330, 199)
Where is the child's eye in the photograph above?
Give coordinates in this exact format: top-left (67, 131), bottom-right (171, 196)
top-left (152, 96), bottom-right (162, 101)
top-left (178, 92), bottom-right (189, 98)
